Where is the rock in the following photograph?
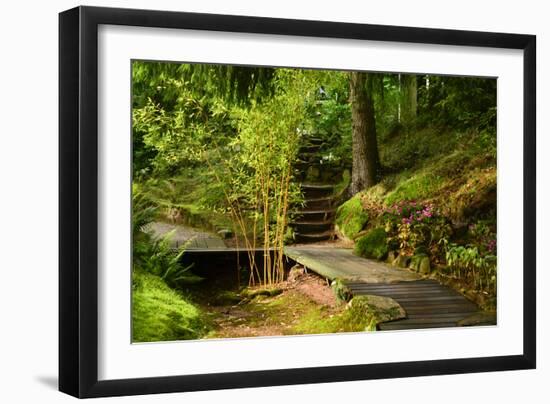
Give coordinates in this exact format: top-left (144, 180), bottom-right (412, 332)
top-left (393, 254), bottom-right (410, 268)
top-left (241, 287), bottom-right (283, 299)
top-left (331, 278), bottom-right (353, 302)
top-left (408, 253), bottom-right (430, 273)
top-left (347, 295), bottom-right (407, 331)
top-left (212, 291), bottom-right (242, 305)
top-left (217, 229), bottom-right (233, 239)
top-left (354, 227), bottom-right (388, 260)
top-left (419, 256), bottom-right (431, 274)
top-left (306, 166), bottom-right (320, 181)
top-left (287, 265), bottom-right (306, 283)
top-left (408, 254), bottom-right (421, 271)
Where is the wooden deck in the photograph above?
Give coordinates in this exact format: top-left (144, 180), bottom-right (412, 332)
top-left (285, 246), bottom-right (495, 331)
top-left (345, 279), bottom-right (486, 330)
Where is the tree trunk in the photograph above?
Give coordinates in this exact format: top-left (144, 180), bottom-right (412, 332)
top-left (400, 74), bottom-right (417, 124)
top-left (349, 71), bottom-right (380, 196)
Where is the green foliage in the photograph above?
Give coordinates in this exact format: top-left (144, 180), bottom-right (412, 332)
top-left (445, 243), bottom-right (496, 294)
top-left (227, 69), bottom-right (315, 284)
top-left (355, 227), bottom-right (388, 260)
top-left (335, 194), bottom-right (369, 239)
top-left (301, 71), bottom-right (353, 166)
top-left (132, 91), bottom-right (234, 176)
top-left (132, 187), bottom-right (203, 288)
top-left (140, 233), bottom-right (203, 288)
top-left (132, 271), bottom-right (208, 342)
top-left (292, 295), bottom-right (402, 334)
top-left (132, 183), bottom-right (158, 238)
top-left (418, 75), bottom-right (497, 131)
top-left (333, 169), bottom-right (351, 197)
top-left (381, 201), bottom-right (451, 257)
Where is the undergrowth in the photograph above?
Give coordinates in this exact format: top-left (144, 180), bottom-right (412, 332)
top-left (132, 271), bottom-right (209, 342)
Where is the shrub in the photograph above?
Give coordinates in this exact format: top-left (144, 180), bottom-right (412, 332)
top-left (132, 271), bottom-right (208, 342)
top-left (445, 243), bottom-right (496, 294)
top-left (138, 232), bottom-right (203, 289)
top-left (336, 194), bottom-right (369, 239)
top-left (355, 227), bottom-right (388, 260)
top-left (382, 201), bottom-right (451, 257)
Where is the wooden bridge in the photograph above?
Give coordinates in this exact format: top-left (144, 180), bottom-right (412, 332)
top-left (284, 246), bottom-right (495, 331)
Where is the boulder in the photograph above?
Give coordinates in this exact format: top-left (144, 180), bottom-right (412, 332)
top-left (347, 295), bottom-right (407, 331)
top-left (419, 256), bottom-right (431, 274)
top-left (354, 227), bottom-right (388, 260)
top-left (393, 254), bottom-right (410, 268)
top-left (306, 166), bottom-right (320, 181)
top-left (331, 278), bottom-right (353, 302)
top-left (287, 265), bottom-right (306, 283)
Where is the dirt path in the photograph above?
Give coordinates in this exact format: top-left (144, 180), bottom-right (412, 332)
top-left (202, 272), bottom-right (341, 339)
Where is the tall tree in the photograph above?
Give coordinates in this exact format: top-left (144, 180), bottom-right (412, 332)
top-left (400, 74), bottom-right (417, 124)
top-left (349, 71), bottom-right (380, 195)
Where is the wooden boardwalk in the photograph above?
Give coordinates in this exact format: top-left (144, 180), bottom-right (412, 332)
top-left (146, 222), bottom-right (227, 249)
top-left (345, 279), bottom-right (482, 330)
top-left (284, 247), bottom-right (495, 331)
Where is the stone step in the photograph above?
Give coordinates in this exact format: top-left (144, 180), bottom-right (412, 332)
top-left (300, 183), bottom-right (334, 198)
top-left (294, 230), bottom-right (334, 243)
top-left (290, 220), bottom-right (333, 233)
top-left (296, 152), bottom-right (322, 164)
top-left (294, 159), bottom-right (323, 167)
top-left (303, 197), bottom-right (334, 210)
top-left (298, 144), bottom-right (322, 154)
top-left (291, 208), bottom-right (336, 222)
top-left (305, 137), bottom-right (325, 146)
top-left (300, 183), bottom-right (335, 190)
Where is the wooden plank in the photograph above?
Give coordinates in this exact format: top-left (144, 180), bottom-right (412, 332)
top-left (401, 301), bottom-right (477, 309)
top-left (348, 283), bottom-right (441, 288)
top-left (347, 286), bottom-right (444, 292)
top-left (407, 311), bottom-right (475, 320)
top-left (379, 322), bottom-right (458, 330)
top-left (349, 289), bottom-right (461, 297)
top-left (351, 287), bottom-right (461, 294)
top-left (390, 297), bottom-right (468, 305)
top-left (345, 281), bottom-right (439, 287)
top-left (387, 316), bottom-right (468, 325)
top-left (284, 247), bottom-right (482, 331)
top-left (407, 312), bottom-right (480, 319)
top-left (402, 305), bottom-right (478, 314)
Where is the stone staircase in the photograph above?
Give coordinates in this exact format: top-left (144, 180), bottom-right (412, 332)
top-left (289, 135), bottom-right (343, 243)
top-left (291, 184), bottom-right (336, 242)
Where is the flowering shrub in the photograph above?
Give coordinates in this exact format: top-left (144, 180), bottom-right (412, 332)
top-left (383, 200), bottom-right (434, 225)
top-left (468, 221), bottom-right (497, 255)
top-left (382, 201), bottom-right (451, 256)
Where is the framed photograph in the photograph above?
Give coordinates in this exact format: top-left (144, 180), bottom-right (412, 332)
top-left (59, 6), bottom-right (536, 398)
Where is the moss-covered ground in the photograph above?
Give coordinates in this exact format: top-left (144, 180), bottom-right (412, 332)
top-left (132, 271), bottom-right (210, 342)
top-left (195, 272), bottom-right (388, 339)
top-left (375, 127), bottom-right (496, 220)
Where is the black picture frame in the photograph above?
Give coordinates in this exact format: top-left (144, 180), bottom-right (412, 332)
top-left (59, 5), bottom-right (536, 398)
